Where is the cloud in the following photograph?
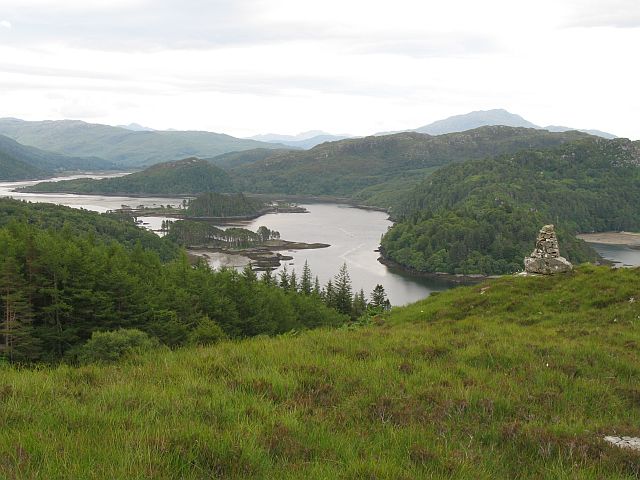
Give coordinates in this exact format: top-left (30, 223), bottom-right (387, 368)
top-left (565, 0), bottom-right (640, 28)
top-left (352, 34), bottom-right (500, 58)
top-left (0, 20), bottom-right (12, 29)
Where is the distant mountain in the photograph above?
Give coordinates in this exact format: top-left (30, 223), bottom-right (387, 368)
top-left (543, 125), bottom-right (617, 139)
top-left (0, 134), bottom-right (115, 180)
top-left (415, 109), bottom-right (538, 135)
top-left (377, 109), bottom-right (617, 140)
top-left (117, 123), bottom-right (155, 132)
top-left (228, 126), bottom-right (592, 201)
top-left (0, 118), bottom-right (286, 168)
top-left (22, 158), bottom-right (235, 195)
top-left (248, 131), bottom-right (351, 149)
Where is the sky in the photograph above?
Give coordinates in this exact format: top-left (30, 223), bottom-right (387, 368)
top-left (0, 0), bottom-right (639, 139)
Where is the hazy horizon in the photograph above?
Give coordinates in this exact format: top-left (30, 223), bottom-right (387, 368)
top-left (1, 0), bottom-right (639, 139)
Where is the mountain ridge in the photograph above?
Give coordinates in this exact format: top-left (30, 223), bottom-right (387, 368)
top-left (0, 118), bottom-right (288, 168)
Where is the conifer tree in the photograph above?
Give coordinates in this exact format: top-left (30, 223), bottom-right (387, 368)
top-left (0, 258), bottom-right (41, 362)
top-left (300, 261), bottom-right (313, 295)
top-left (279, 265), bottom-right (290, 291)
top-left (333, 263), bottom-right (353, 317)
top-left (242, 263), bottom-right (257, 283)
top-left (370, 284), bottom-right (391, 311)
top-left (289, 269), bottom-right (298, 293)
top-left (261, 268), bottom-right (275, 286)
top-left (313, 276), bottom-right (321, 297)
top-left (352, 289), bottom-right (367, 318)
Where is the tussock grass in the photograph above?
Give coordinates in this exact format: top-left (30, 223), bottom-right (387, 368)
top-left (1, 265), bottom-right (639, 478)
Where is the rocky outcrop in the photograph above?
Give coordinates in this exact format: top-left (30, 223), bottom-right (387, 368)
top-left (524, 225), bottom-right (573, 274)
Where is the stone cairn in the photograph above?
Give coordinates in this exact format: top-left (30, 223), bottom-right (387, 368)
top-left (524, 224), bottom-right (573, 274)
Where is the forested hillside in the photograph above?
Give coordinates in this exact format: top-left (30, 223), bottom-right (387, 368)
top-left (22, 158), bottom-right (235, 195)
top-left (0, 199), bottom-right (345, 363)
top-left (0, 134), bottom-right (114, 180)
top-left (226, 127), bottom-right (589, 205)
top-left (382, 137), bottom-right (640, 274)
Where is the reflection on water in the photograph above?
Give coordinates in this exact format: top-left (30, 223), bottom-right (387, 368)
top-left (589, 243), bottom-right (640, 268)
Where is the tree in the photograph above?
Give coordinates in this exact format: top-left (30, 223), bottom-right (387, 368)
top-left (300, 261), bottom-right (313, 295)
top-left (289, 269), bottom-right (298, 293)
top-left (279, 265), bottom-right (290, 291)
top-left (242, 263), bottom-right (257, 283)
top-left (370, 284), bottom-right (391, 311)
top-left (313, 276), bottom-right (321, 297)
top-left (352, 289), bottom-right (367, 318)
top-left (333, 263), bottom-right (353, 317)
top-left (261, 268), bottom-right (275, 286)
top-left (0, 258), bottom-right (41, 363)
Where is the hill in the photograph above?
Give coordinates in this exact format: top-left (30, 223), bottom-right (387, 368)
top-left (207, 148), bottom-right (293, 169)
top-left (381, 137), bottom-right (640, 275)
top-left (0, 134), bottom-right (115, 180)
top-left (228, 127), bottom-right (591, 205)
top-left (415, 108), bottom-right (538, 135)
top-left (1, 265), bottom-right (639, 477)
top-left (0, 118), bottom-right (285, 168)
top-left (377, 109), bottom-right (617, 140)
top-left (21, 158), bottom-right (235, 195)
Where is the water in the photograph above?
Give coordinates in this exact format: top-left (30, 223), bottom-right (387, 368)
top-left (589, 243), bottom-right (640, 268)
top-left (0, 176), bottom-right (451, 305)
top-left (0, 173), bottom-right (186, 214)
top-left (202, 204), bottom-right (452, 305)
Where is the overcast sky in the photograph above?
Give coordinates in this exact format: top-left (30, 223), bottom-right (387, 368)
top-left (1, 0), bottom-right (639, 138)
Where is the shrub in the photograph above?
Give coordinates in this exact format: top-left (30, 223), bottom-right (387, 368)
top-left (188, 316), bottom-right (227, 346)
top-left (77, 329), bottom-right (158, 364)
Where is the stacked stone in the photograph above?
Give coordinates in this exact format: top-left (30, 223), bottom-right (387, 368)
top-left (524, 224), bottom-right (573, 274)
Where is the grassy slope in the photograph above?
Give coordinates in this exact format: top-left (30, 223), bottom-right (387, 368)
top-left (1, 266), bottom-right (639, 478)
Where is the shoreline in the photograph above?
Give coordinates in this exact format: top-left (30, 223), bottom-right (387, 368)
top-left (376, 253), bottom-right (500, 284)
top-left (577, 231), bottom-right (640, 248)
top-left (189, 240), bottom-right (330, 271)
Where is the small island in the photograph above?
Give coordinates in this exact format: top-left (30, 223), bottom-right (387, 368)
top-left (119, 192), bottom-right (308, 223)
top-left (166, 221), bottom-right (329, 270)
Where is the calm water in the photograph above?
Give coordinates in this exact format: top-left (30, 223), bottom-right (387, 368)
top-left (0, 177), bottom-right (451, 305)
top-left (589, 243), bottom-right (640, 268)
top-left (203, 204), bottom-right (453, 305)
top-left (0, 173), bottom-right (186, 213)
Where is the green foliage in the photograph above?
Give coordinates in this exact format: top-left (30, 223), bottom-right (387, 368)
top-left (76, 328), bottom-right (158, 365)
top-left (1, 266), bottom-right (639, 478)
top-left (185, 192), bottom-right (265, 217)
top-left (382, 137), bottom-right (640, 274)
top-left (0, 200), bottom-right (347, 363)
top-left (228, 127), bottom-right (589, 203)
top-left (23, 158), bottom-right (235, 195)
top-left (188, 316), bottom-right (227, 346)
top-left (0, 198), bottom-right (178, 261)
top-left (166, 221), bottom-right (279, 248)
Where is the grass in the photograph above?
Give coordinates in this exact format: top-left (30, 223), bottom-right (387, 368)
top-left (1, 265), bottom-right (639, 478)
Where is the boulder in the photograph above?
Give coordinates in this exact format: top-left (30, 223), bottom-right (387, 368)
top-left (524, 224), bottom-right (573, 274)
